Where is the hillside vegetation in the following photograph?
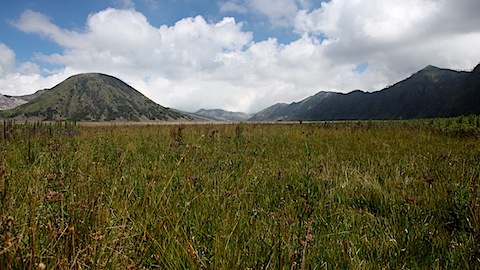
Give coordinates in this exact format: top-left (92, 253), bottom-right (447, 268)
top-left (0, 119), bottom-right (479, 268)
top-left (0, 73), bottom-right (193, 121)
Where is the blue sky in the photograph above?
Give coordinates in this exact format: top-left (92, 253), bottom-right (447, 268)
top-left (1, 0), bottom-right (480, 113)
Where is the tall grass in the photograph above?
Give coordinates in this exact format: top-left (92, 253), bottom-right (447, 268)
top-left (0, 119), bottom-right (479, 269)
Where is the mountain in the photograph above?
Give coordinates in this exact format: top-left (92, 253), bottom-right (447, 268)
top-left (0, 95), bottom-right (28, 110)
top-left (444, 63), bottom-right (480, 116)
top-left (17, 89), bottom-right (48, 101)
top-left (250, 64), bottom-right (480, 121)
top-left (194, 109), bottom-right (252, 121)
top-left (0, 73), bottom-right (194, 121)
top-left (0, 90), bottom-right (47, 110)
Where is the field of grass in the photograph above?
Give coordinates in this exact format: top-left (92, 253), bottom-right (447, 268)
top-left (1, 118), bottom-right (479, 269)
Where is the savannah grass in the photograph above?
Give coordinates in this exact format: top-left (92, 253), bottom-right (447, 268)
top-left (0, 118), bottom-right (479, 269)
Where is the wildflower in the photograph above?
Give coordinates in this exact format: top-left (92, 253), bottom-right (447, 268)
top-left (191, 177), bottom-right (200, 185)
top-left (425, 174), bottom-right (434, 186)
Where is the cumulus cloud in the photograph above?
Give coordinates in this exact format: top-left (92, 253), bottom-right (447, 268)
top-left (1, 0), bottom-right (480, 113)
top-left (0, 43), bottom-right (70, 96)
top-left (294, 0), bottom-right (480, 80)
top-left (0, 43), bottom-right (16, 77)
top-left (0, 46), bottom-right (75, 96)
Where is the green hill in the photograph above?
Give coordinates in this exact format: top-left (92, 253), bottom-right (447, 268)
top-left (0, 73), bottom-right (194, 121)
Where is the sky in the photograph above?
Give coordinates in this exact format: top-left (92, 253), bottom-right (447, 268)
top-left (0, 0), bottom-right (480, 113)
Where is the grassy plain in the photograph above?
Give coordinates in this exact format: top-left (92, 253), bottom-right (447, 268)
top-left (1, 118), bottom-right (479, 269)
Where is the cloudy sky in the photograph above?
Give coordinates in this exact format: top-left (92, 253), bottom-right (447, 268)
top-left (1, 0), bottom-right (479, 113)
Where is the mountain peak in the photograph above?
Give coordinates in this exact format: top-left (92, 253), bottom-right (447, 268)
top-left (0, 73), bottom-right (194, 121)
top-left (421, 65), bottom-right (441, 71)
top-left (66, 72), bottom-right (124, 82)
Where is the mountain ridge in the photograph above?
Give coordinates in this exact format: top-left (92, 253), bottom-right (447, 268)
top-left (2, 64), bottom-right (479, 122)
top-left (249, 64), bottom-right (479, 121)
top-left (194, 108), bottom-right (252, 121)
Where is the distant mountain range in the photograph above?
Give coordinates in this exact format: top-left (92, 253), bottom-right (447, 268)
top-left (1, 63), bottom-right (479, 122)
top-left (194, 109), bottom-right (252, 122)
top-left (250, 64), bottom-right (480, 121)
top-left (0, 73), bottom-right (194, 121)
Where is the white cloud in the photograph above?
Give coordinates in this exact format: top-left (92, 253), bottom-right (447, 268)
top-left (0, 43), bottom-right (72, 96)
top-left (12, 10), bottom-right (88, 49)
top-left (297, 0), bottom-right (315, 10)
top-left (220, 0), bottom-right (306, 28)
top-left (219, 0), bottom-right (248, 14)
top-left (295, 0), bottom-right (440, 50)
top-left (2, 1), bottom-right (480, 114)
top-left (249, 0), bottom-right (299, 27)
top-left (0, 65), bottom-right (74, 98)
top-left (294, 0), bottom-right (480, 83)
top-left (0, 43), bottom-right (16, 78)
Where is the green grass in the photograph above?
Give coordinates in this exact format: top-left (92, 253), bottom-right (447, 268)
top-left (1, 119), bottom-right (479, 269)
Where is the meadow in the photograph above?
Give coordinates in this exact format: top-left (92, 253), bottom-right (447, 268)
top-left (0, 117), bottom-right (479, 269)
